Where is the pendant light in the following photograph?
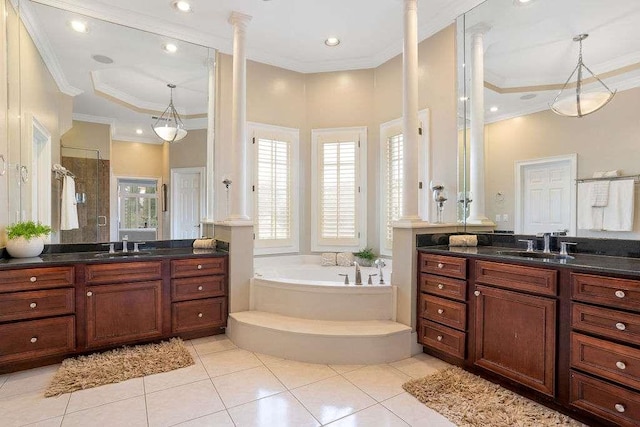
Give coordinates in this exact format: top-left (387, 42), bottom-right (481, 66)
top-left (550, 34), bottom-right (616, 118)
top-left (152, 83), bottom-right (187, 142)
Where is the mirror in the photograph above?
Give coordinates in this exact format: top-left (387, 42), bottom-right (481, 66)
top-left (10, 0), bottom-right (212, 243)
top-left (458, 0), bottom-right (640, 239)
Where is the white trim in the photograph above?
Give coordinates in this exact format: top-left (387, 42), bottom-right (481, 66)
top-left (311, 126), bottom-right (367, 253)
top-left (27, 116), bottom-right (52, 233)
top-left (514, 154), bottom-right (577, 235)
top-left (170, 167), bottom-right (206, 239)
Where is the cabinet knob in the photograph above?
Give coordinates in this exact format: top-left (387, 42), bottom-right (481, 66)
top-left (474, 290), bottom-right (481, 297)
top-left (198, 313), bottom-right (203, 318)
top-left (197, 264), bottom-right (203, 270)
top-left (437, 263), bottom-right (444, 269)
top-left (616, 322), bottom-right (627, 331)
top-left (197, 286), bottom-right (203, 291)
top-left (87, 291), bottom-right (93, 297)
top-left (436, 335), bottom-right (443, 341)
top-left (437, 309), bottom-right (444, 315)
top-left (437, 284), bottom-right (444, 290)
top-left (615, 403), bottom-right (626, 413)
top-left (615, 290), bottom-right (626, 299)
top-left (616, 361), bottom-right (627, 370)
top-left (30, 337), bottom-right (38, 343)
top-left (30, 276), bottom-right (37, 283)
top-left (29, 302), bottom-right (37, 309)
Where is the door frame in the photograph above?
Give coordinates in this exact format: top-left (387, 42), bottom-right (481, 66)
top-left (28, 115), bottom-right (51, 229)
top-left (514, 154), bottom-right (577, 236)
top-left (170, 167), bottom-right (205, 239)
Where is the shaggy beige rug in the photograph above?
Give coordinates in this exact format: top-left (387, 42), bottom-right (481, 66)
top-left (403, 367), bottom-right (583, 427)
top-left (45, 338), bottom-right (194, 397)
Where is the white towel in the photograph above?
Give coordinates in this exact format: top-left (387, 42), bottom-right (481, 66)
top-left (578, 182), bottom-right (604, 230)
top-left (60, 175), bottom-right (79, 230)
top-left (602, 179), bottom-right (635, 231)
top-left (589, 170), bottom-right (620, 207)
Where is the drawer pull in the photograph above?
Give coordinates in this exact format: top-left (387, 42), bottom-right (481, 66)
top-left (437, 284), bottom-right (444, 290)
top-left (616, 322), bottom-right (627, 331)
top-left (616, 361), bottom-right (627, 370)
top-left (474, 290), bottom-right (481, 297)
top-left (198, 286), bottom-right (203, 291)
top-left (198, 313), bottom-right (203, 318)
top-left (87, 291), bottom-right (93, 297)
top-left (30, 276), bottom-right (37, 283)
top-left (436, 335), bottom-right (443, 341)
top-left (615, 290), bottom-right (626, 299)
top-left (615, 403), bottom-right (626, 413)
top-left (437, 309), bottom-right (444, 314)
top-left (30, 337), bottom-right (38, 343)
top-left (29, 302), bottom-right (37, 309)
top-left (197, 264), bottom-right (203, 270)
top-left (437, 263), bottom-right (444, 269)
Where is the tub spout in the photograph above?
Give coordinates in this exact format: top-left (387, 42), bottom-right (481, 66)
top-left (353, 261), bottom-right (363, 285)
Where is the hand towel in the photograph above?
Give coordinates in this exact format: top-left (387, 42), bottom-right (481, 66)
top-left (336, 252), bottom-right (354, 267)
top-left (449, 235), bottom-right (478, 247)
top-left (589, 170), bottom-right (620, 207)
top-left (321, 253), bottom-right (337, 266)
top-left (578, 182), bottom-right (604, 230)
top-left (60, 175), bottom-right (79, 230)
top-left (192, 238), bottom-right (216, 249)
top-left (602, 179), bottom-right (635, 231)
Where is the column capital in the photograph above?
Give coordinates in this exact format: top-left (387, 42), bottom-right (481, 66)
top-left (467, 23), bottom-right (491, 37)
top-left (228, 11), bottom-right (252, 29)
top-left (404, 0), bottom-right (417, 12)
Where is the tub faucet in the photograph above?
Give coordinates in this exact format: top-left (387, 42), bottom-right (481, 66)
top-left (374, 258), bottom-right (386, 284)
top-left (122, 235), bottom-right (129, 253)
top-left (537, 232), bottom-right (552, 253)
top-left (353, 261), bottom-right (363, 286)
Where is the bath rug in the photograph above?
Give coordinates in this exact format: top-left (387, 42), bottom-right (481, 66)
top-left (403, 367), bottom-right (582, 427)
top-left (45, 338), bottom-right (194, 397)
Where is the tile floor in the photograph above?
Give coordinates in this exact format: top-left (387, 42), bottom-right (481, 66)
top-left (0, 335), bottom-right (455, 427)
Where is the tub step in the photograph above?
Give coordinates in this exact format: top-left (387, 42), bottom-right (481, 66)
top-left (227, 311), bottom-right (413, 364)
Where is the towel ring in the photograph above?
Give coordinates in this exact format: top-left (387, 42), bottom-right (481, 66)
top-left (0, 154), bottom-right (5, 176)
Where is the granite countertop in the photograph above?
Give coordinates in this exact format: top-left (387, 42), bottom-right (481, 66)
top-left (418, 245), bottom-right (640, 278)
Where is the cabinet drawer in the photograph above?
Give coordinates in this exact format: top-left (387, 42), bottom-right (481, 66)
top-left (171, 275), bottom-right (225, 302)
top-left (419, 294), bottom-right (466, 331)
top-left (571, 332), bottom-right (640, 390)
top-left (420, 274), bottom-right (467, 302)
top-left (0, 288), bottom-right (74, 322)
top-left (0, 316), bottom-right (75, 364)
top-left (419, 319), bottom-right (465, 359)
top-left (85, 261), bottom-right (162, 285)
top-left (171, 257), bottom-right (226, 278)
top-left (572, 303), bottom-right (640, 346)
top-left (419, 253), bottom-right (466, 279)
top-left (572, 273), bottom-right (640, 312)
top-left (475, 260), bottom-right (557, 296)
top-left (172, 297), bottom-right (227, 333)
top-left (570, 370), bottom-right (640, 427)
top-left (0, 266), bottom-right (74, 292)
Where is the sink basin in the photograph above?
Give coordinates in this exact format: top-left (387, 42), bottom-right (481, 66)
top-left (93, 251), bottom-right (151, 258)
top-left (497, 250), bottom-right (574, 260)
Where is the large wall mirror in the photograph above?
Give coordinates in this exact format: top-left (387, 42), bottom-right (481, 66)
top-left (458, 0), bottom-right (640, 240)
top-left (5, 0), bottom-right (212, 244)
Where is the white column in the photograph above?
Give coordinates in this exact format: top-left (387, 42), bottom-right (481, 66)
top-left (400, 0), bottom-right (421, 222)
top-left (227, 12), bottom-right (252, 221)
top-left (205, 54), bottom-right (216, 224)
top-left (467, 29), bottom-right (493, 225)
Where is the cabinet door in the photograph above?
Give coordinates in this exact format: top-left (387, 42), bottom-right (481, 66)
top-left (474, 285), bottom-right (557, 396)
top-left (85, 281), bottom-right (162, 348)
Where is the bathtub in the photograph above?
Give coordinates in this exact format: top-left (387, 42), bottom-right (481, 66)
top-left (251, 255), bottom-right (395, 321)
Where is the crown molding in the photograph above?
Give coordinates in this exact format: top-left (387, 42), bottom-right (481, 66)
top-left (111, 132), bottom-right (162, 145)
top-left (72, 113), bottom-right (114, 126)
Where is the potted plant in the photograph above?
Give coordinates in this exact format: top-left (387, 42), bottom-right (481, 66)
top-left (353, 247), bottom-right (376, 267)
top-left (5, 221), bottom-right (52, 258)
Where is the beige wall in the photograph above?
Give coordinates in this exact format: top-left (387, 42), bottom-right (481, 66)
top-left (485, 86), bottom-right (640, 239)
top-left (61, 121), bottom-right (111, 160)
top-left (169, 129), bottom-right (207, 169)
top-left (111, 140), bottom-right (164, 177)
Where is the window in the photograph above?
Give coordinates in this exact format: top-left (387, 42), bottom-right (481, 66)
top-left (117, 178), bottom-right (159, 240)
top-left (248, 123), bottom-right (299, 254)
top-left (383, 132), bottom-right (403, 252)
top-left (311, 127), bottom-right (367, 252)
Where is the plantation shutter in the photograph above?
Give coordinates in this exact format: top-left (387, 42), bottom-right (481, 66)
top-left (385, 133), bottom-right (403, 249)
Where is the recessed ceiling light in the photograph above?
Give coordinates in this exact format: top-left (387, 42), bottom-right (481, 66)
top-left (513, 0), bottom-right (535, 5)
top-left (136, 129), bottom-right (143, 135)
top-left (172, 1), bottom-right (192, 12)
top-left (163, 43), bottom-right (178, 53)
top-left (325, 37), bottom-right (340, 47)
top-left (70, 20), bottom-right (88, 33)
top-left (92, 54), bottom-right (114, 64)
top-left (520, 93), bottom-right (537, 100)
top-left (490, 106), bottom-right (499, 112)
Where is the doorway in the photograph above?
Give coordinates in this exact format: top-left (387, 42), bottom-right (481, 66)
top-left (515, 154), bottom-right (577, 235)
top-left (171, 167), bottom-right (205, 239)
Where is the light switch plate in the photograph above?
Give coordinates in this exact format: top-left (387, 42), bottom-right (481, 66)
top-left (495, 214), bottom-right (501, 222)
top-left (503, 214), bottom-right (509, 222)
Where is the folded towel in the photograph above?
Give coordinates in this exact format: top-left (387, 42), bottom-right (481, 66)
top-left (590, 170), bottom-right (620, 207)
top-left (321, 253), bottom-right (337, 266)
top-left (449, 235), bottom-right (478, 247)
top-left (192, 238), bottom-right (216, 249)
top-left (336, 252), bottom-right (354, 267)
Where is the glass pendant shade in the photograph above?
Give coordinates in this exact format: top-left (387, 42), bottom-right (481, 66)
top-left (550, 34), bottom-right (616, 118)
top-left (152, 84), bottom-right (187, 142)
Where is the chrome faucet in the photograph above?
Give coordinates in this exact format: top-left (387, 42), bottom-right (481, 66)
top-left (353, 261), bottom-right (363, 286)
top-left (374, 258), bottom-right (386, 284)
top-left (122, 235), bottom-right (129, 253)
top-left (541, 232), bottom-right (551, 253)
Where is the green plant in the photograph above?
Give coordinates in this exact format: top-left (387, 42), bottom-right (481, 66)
top-left (6, 221), bottom-right (52, 240)
top-left (353, 247), bottom-right (376, 261)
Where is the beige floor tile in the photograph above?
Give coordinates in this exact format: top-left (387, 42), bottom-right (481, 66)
top-left (212, 366), bottom-right (286, 408)
top-left (329, 364), bottom-right (365, 374)
top-left (23, 416), bottom-right (63, 427)
top-left (253, 352), bottom-right (285, 366)
top-left (174, 410), bottom-right (235, 426)
top-left (200, 348), bottom-right (263, 378)
top-left (191, 335), bottom-right (237, 356)
top-left (0, 390), bottom-right (69, 427)
top-left (381, 392), bottom-right (455, 427)
top-left (145, 379), bottom-right (224, 427)
top-left (267, 359), bottom-right (337, 389)
top-left (291, 376), bottom-right (376, 425)
top-left (228, 391), bottom-right (320, 427)
top-left (0, 373), bottom-right (8, 388)
top-left (389, 354), bottom-right (451, 379)
top-left (0, 364), bottom-right (60, 399)
top-left (61, 395), bottom-right (147, 427)
top-left (66, 377), bottom-right (144, 413)
top-left (343, 364), bottom-right (411, 402)
top-left (143, 359), bottom-right (209, 393)
top-left (325, 404), bottom-right (409, 426)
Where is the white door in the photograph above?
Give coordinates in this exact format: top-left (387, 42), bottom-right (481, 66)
top-left (520, 160), bottom-right (573, 235)
top-left (171, 168), bottom-right (205, 239)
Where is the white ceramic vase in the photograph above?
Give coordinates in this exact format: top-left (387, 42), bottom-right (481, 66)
top-left (6, 237), bottom-right (45, 258)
